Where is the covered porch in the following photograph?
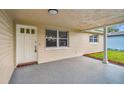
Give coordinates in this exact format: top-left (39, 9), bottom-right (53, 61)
top-left (1, 9), bottom-right (124, 83)
top-left (7, 9), bottom-right (124, 64)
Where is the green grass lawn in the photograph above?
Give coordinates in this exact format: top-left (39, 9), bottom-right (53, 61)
top-left (86, 50), bottom-right (124, 64)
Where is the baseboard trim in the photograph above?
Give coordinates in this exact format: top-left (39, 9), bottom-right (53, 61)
top-left (16, 61), bottom-right (38, 68)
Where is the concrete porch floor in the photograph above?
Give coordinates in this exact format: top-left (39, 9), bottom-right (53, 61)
top-left (9, 56), bottom-right (124, 84)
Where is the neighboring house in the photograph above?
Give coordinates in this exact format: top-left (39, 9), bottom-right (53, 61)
top-left (108, 31), bottom-right (124, 50)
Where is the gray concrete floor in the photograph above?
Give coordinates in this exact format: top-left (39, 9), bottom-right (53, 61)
top-left (9, 56), bottom-right (124, 84)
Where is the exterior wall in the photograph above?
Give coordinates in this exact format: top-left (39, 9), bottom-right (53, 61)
top-left (15, 22), bottom-right (103, 64)
top-left (0, 10), bottom-right (14, 83)
top-left (82, 33), bottom-right (104, 54)
top-left (37, 26), bottom-right (103, 63)
top-left (108, 35), bottom-right (124, 50)
top-left (38, 26), bottom-right (84, 63)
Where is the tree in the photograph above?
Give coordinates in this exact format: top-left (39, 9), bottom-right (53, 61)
top-left (107, 26), bottom-right (119, 33)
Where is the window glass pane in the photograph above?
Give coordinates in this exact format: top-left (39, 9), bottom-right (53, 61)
top-left (94, 35), bottom-right (98, 42)
top-left (26, 29), bottom-right (30, 34)
top-left (46, 29), bottom-right (57, 38)
top-left (31, 29), bottom-right (35, 34)
top-left (94, 38), bottom-right (98, 42)
top-left (20, 28), bottom-right (25, 33)
top-left (46, 38), bottom-right (57, 47)
top-left (89, 38), bottom-right (93, 42)
top-left (89, 36), bottom-right (93, 42)
top-left (59, 39), bottom-right (67, 47)
top-left (59, 31), bottom-right (68, 38)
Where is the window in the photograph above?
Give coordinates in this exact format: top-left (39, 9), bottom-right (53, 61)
top-left (46, 29), bottom-right (68, 47)
top-left (20, 28), bottom-right (25, 33)
top-left (46, 30), bottom-right (57, 47)
top-left (31, 29), bottom-right (35, 34)
top-left (89, 35), bottom-right (98, 43)
top-left (26, 29), bottom-right (30, 34)
top-left (59, 31), bottom-right (68, 47)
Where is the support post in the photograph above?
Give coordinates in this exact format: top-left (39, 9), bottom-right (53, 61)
top-left (103, 26), bottom-right (108, 64)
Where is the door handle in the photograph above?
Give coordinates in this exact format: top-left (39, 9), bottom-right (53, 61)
top-left (34, 45), bottom-right (37, 52)
top-left (34, 41), bottom-right (37, 52)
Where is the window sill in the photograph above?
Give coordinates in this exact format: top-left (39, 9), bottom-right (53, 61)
top-left (45, 47), bottom-right (69, 50)
top-left (89, 42), bottom-right (99, 44)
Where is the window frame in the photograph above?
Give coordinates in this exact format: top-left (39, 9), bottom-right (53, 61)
top-left (45, 29), bottom-right (57, 47)
top-left (89, 34), bottom-right (99, 44)
top-left (45, 29), bottom-right (69, 49)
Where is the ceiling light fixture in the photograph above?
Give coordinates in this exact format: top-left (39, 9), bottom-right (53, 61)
top-left (48, 9), bottom-right (58, 15)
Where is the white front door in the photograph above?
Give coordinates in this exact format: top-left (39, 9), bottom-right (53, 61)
top-left (16, 24), bottom-right (38, 65)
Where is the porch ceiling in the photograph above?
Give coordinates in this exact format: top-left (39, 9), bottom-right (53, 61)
top-left (7, 9), bottom-right (124, 31)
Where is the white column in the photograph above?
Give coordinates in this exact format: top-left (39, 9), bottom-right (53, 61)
top-left (103, 26), bottom-right (108, 64)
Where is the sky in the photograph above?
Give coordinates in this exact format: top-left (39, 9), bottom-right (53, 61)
top-left (112, 24), bottom-right (124, 31)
